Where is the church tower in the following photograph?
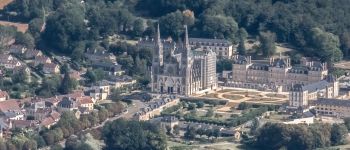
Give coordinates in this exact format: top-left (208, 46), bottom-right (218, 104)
top-left (183, 25), bottom-right (193, 95)
top-left (153, 23), bottom-right (164, 66)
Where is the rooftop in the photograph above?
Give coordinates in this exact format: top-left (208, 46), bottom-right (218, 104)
top-left (315, 98), bottom-right (350, 107)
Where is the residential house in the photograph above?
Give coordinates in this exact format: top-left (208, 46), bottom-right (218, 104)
top-left (87, 82), bottom-right (110, 101)
top-left (0, 90), bottom-right (9, 101)
top-left (12, 120), bottom-right (38, 129)
top-left (24, 49), bottom-right (42, 59)
top-left (76, 96), bottom-right (95, 111)
top-left (0, 54), bottom-right (13, 64)
top-left (43, 63), bottom-right (60, 74)
top-left (108, 75), bottom-right (137, 89)
top-left (84, 48), bottom-right (117, 63)
top-left (93, 62), bottom-right (124, 76)
top-left (13, 66), bottom-right (30, 75)
top-left (134, 96), bottom-right (179, 121)
top-left (3, 60), bottom-right (22, 69)
top-left (0, 118), bottom-right (11, 138)
top-left (57, 97), bottom-right (78, 112)
top-left (40, 117), bottom-right (56, 129)
top-left (34, 56), bottom-right (51, 66)
top-left (0, 100), bottom-right (24, 120)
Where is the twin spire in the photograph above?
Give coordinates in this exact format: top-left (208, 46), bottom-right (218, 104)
top-left (155, 23), bottom-right (190, 50)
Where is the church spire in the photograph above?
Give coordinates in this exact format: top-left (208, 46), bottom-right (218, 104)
top-left (156, 23), bottom-right (161, 44)
top-left (184, 25), bottom-right (190, 50)
top-left (154, 23), bottom-right (163, 66)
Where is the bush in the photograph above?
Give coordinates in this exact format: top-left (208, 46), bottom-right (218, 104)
top-left (181, 98), bottom-right (228, 106)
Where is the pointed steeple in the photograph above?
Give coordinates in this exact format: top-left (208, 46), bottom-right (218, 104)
top-left (156, 23), bottom-right (161, 45)
top-left (154, 23), bottom-right (163, 66)
top-left (184, 25), bottom-right (190, 50)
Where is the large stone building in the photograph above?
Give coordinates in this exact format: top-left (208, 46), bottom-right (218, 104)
top-left (289, 75), bottom-right (339, 109)
top-left (230, 55), bottom-right (328, 91)
top-left (189, 38), bottom-right (233, 58)
top-left (149, 25), bottom-right (217, 96)
top-left (138, 36), bottom-right (233, 59)
top-left (314, 98), bottom-right (350, 118)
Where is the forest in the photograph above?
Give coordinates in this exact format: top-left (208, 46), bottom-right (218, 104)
top-left (1, 0), bottom-right (350, 64)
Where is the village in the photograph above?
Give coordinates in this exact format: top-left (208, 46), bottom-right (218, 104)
top-left (0, 0), bottom-right (349, 149)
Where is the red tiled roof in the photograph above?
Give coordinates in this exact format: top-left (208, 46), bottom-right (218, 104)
top-left (77, 96), bottom-right (94, 105)
top-left (50, 111), bottom-right (61, 121)
top-left (12, 120), bottom-right (37, 128)
top-left (40, 117), bottom-right (55, 126)
top-left (0, 100), bottom-right (20, 112)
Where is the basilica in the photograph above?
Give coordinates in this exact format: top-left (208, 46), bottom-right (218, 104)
top-left (149, 25), bottom-right (217, 96)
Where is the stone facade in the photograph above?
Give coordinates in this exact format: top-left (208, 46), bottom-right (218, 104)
top-left (134, 96), bottom-right (180, 121)
top-left (314, 98), bottom-right (350, 118)
top-left (231, 55), bottom-right (328, 91)
top-left (289, 75), bottom-right (339, 109)
top-left (189, 38), bottom-right (233, 58)
top-left (149, 25), bottom-right (217, 96)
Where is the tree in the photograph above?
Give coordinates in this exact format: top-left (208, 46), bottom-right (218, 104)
top-left (34, 135), bottom-right (46, 148)
top-left (213, 128), bottom-right (221, 139)
top-left (85, 69), bottom-right (97, 84)
top-left (42, 3), bottom-right (86, 54)
top-left (102, 119), bottom-right (167, 150)
top-left (205, 129), bottom-right (213, 140)
top-left (216, 59), bottom-right (232, 73)
top-left (0, 26), bottom-right (16, 52)
top-left (309, 28), bottom-right (343, 63)
top-left (196, 128), bottom-right (206, 137)
top-left (331, 124), bottom-right (348, 146)
top-left (43, 132), bottom-right (55, 146)
top-left (188, 103), bottom-right (197, 110)
top-left (196, 101), bottom-right (204, 108)
top-left (159, 10), bottom-right (185, 38)
top-left (12, 68), bottom-right (29, 84)
top-left (201, 15), bottom-right (238, 40)
top-left (15, 32), bottom-right (35, 49)
top-left (182, 9), bottom-right (195, 26)
top-left (184, 127), bottom-right (196, 140)
top-left (133, 18), bottom-right (144, 37)
top-left (259, 31), bottom-right (276, 57)
top-left (60, 63), bottom-right (69, 74)
top-left (173, 125), bottom-right (180, 135)
top-left (59, 72), bottom-right (76, 94)
top-left (206, 108), bottom-right (214, 118)
top-left (237, 28), bottom-right (248, 55)
top-left (22, 139), bottom-right (37, 150)
top-left (110, 88), bottom-right (122, 102)
top-left (344, 117), bottom-right (350, 130)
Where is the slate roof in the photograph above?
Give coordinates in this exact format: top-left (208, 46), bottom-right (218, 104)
top-left (292, 80), bottom-right (330, 92)
top-left (189, 38), bottom-right (232, 45)
top-left (315, 98), bottom-right (350, 107)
